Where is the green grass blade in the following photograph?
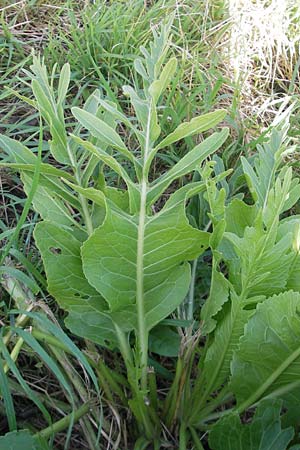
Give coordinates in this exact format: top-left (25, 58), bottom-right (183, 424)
top-left (0, 331), bottom-right (52, 428)
top-left (0, 356), bottom-right (17, 431)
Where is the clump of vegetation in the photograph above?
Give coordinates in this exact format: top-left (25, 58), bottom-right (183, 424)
top-left (1, 1), bottom-right (300, 448)
top-left (1, 15), bottom-right (300, 449)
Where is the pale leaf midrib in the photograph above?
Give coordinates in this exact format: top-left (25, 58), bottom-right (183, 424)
top-left (236, 342), bottom-right (300, 414)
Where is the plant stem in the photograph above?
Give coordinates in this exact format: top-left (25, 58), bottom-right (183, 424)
top-left (195, 387), bottom-right (232, 423)
top-left (163, 356), bottom-right (184, 427)
top-left (3, 337), bottom-right (24, 373)
top-left (187, 258), bottom-right (198, 320)
top-left (148, 367), bottom-right (158, 410)
top-left (179, 422), bottom-right (188, 450)
top-left (8, 378), bottom-right (71, 413)
top-left (80, 192), bottom-right (94, 235)
top-left (133, 437), bottom-right (151, 450)
top-left (186, 220), bottom-right (211, 321)
top-left (196, 407), bottom-right (233, 426)
top-left (136, 177), bottom-right (148, 392)
top-left (136, 100), bottom-right (153, 393)
top-left (189, 427), bottom-right (205, 450)
top-left (97, 358), bottom-right (127, 405)
top-left (31, 329), bottom-right (71, 352)
top-left (66, 143), bottom-right (93, 235)
top-left (114, 324), bottom-right (133, 368)
top-left (48, 345), bottom-right (103, 447)
top-left (36, 401), bottom-right (92, 439)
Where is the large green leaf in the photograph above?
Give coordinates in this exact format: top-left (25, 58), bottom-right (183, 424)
top-left (81, 194), bottom-right (209, 332)
top-left (209, 399), bottom-right (294, 450)
top-left (148, 325), bottom-right (180, 357)
top-left (222, 170), bottom-right (296, 297)
top-left (224, 225), bottom-right (294, 297)
top-left (199, 297), bottom-right (251, 403)
top-left (0, 430), bottom-right (49, 450)
top-left (34, 222), bottom-right (117, 348)
top-left (230, 291), bottom-right (300, 412)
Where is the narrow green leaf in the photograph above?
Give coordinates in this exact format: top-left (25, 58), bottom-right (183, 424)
top-left (69, 136), bottom-right (140, 213)
top-left (241, 127), bottom-right (289, 207)
top-left (0, 134), bottom-right (37, 164)
top-left (0, 163), bottom-right (74, 180)
top-left (155, 109), bottom-right (227, 150)
top-left (147, 128), bottom-right (229, 205)
top-left (32, 80), bottom-right (69, 164)
top-left (134, 58), bottom-right (148, 80)
top-left (0, 134), bottom-right (80, 227)
top-left (0, 334), bottom-right (52, 428)
top-left (123, 86), bottom-right (160, 143)
top-left (12, 310), bottom-right (99, 393)
top-left (0, 355), bottom-right (17, 431)
top-left (149, 57), bottom-right (177, 103)
top-left (13, 327), bottom-right (73, 404)
top-left (98, 98), bottom-right (134, 129)
top-left (0, 267), bottom-right (39, 294)
top-left (72, 107), bottom-right (135, 163)
top-left (123, 85), bottom-right (148, 130)
top-left (22, 172), bottom-right (81, 229)
top-left (57, 63), bottom-right (70, 105)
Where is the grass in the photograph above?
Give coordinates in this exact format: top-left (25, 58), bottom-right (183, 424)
top-left (0, 0), bottom-right (300, 448)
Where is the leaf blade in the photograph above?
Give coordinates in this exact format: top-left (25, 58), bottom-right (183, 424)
top-left (155, 109), bottom-right (227, 150)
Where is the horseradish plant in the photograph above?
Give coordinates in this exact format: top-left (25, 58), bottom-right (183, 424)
top-left (2, 19), bottom-right (300, 450)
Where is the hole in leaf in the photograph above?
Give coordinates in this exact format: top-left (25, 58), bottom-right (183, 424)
top-left (49, 247), bottom-right (62, 255)
top-left (74, 292), bottom-right (80, 297)
top-left (82, 295), bottom-right (89, 300)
